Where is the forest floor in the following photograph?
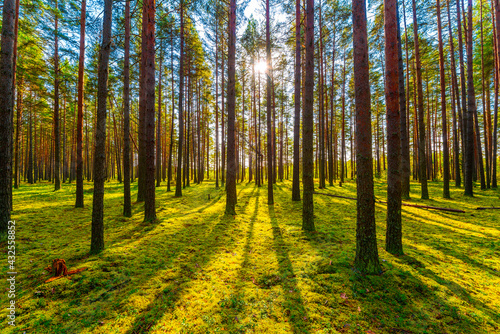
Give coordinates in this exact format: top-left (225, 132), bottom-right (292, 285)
top-left (1, 177), bottom-right (499, 333)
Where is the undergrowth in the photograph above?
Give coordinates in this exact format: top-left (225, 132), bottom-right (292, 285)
top-left (0, 177), bottom-right (499, 333)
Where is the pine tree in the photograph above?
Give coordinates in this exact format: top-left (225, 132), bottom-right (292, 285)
top-left (225, 0), bottom-right (237, 215)
top-left (302, 0), bottom-right (315, 231)
top-left (90, 0), bottom-right (113, 254)
top-left (352, 0), bottom-right (381, 274)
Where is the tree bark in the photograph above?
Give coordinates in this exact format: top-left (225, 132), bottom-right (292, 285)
top-left (54, 0), bottom-right (61, 191)
top-left (215, 22), bottom-right (220, 188)
top-left (143, 0), bottom-right (156, 222)
top-left (464, 0), bottom-right (476, 196)
top-left (91, 0), bottom-right (112, 254)
top-left (493, 0), bottom-right (500, 188)
top-left (352, 0), bottom-right (381, 274)
top-left (123, 0), bottom-right (131, 217)
top-left (292, 0), bottom-right (301, 200)
top-left (76, 0), bottom-right (86, 207)
top-left (167, 28), bottom-right (175, 192)
top-left (266, 0), bottom-right (274, 205)
top-left (437, 0), bottom-right (450, 198)
top-left (175, 0), bottom-right (185, 197)
top-left (397, 5), bottom-right (410, 199)
top-left (0, 0), bottom-right (15, 232)
top-left (14, 77), bottom-right (22, 188)
top-left (340, 54), bottom-right (346, 186)
top-left (447, 0), bottom-right (462, 187)
top-left (412, 0), bottom-right (429, 199)
top-left (156, 44), bottom-right (163, 188)
top-left (225, 0), bottom-right (237, 215)
top-left (302, 0), bottom-right (315, 231)
top-left (385, 0), bottom-right (403, 255)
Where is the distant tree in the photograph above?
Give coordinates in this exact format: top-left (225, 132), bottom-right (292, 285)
top-left (167, 21), bottom-right (175, 192)
top-left (446, 0), bottom-right (461, 188)
top-left (54, 0), bottom-right (61, 191)
top-left (397, 3), bottom-right (410, 199)
top-left (156, 43), bottom-right (163, 188)
top-left (175, 0), bottom-right (185, 197)
top-left (412, 0), bottom-right (429, 199)
top-left (436, 0), bottom-right (450, 198)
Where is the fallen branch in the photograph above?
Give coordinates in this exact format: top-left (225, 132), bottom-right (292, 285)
top-left (476, 207), bottom-right (500, 210)
top-left (399, 203), bottom-right (465, 213)
top-left (44, 259), bottom-right (89, 283)
top-left (45, 267), bottom-right (88, 283)
top-left (313, 192), bottom-right (465, 213)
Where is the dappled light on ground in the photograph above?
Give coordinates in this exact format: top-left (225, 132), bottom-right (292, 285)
top-left (1, 179), bottom-right (499, 333)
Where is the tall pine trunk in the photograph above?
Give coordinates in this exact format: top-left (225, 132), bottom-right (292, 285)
top-left (353, 0), bottom-right (381, 274)
top-left (493, 0), bottom-right (500, 188)
top-left (302, 0), bottom-right (315, 231)
top-left (75, 0), bottom-right (86, 207)
top-left (175, 0), bottom-right (185, 197)
top-left (266, 0), bottom-right (274, 205)
top-left (156, 45), bottom-right (163, 188)
top-left (385, 0), bottom-right (403, 255)
top-left (91, 0), bottom-right (112, 254)
top-left (464, 0), bottom-right (476, 196)
top-left (397, 4), bottom-right (410, 199)
top-left (0, 0), bottom-right (16, 232)
top-left (54, 0), bottom-right (61, 191)
top-left (437, 0), bottom-right (450, 198)
top-left (412, 0), bottom-right (429, 199)
top-left (292, 0), bottom-right (301, 200)
top-left (447, 0), bottom-right (462, 187)
top-left (225, 0), bottom-right (237, 215)
top-left (167, 29), bottom-right (175, 192)
top-left (123, 0), bottom-right (132, 217)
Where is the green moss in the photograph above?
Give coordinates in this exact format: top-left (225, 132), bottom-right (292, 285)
top-left (0, 179), bottom-right (499, 333)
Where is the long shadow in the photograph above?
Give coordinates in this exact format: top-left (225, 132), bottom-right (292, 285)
top-left (123, 213), bottom-right (240, 333)
top-left (30, 182), bottom-right (236, 333)
top-left (268, 206), bottom-right (311, 333)
top-left (115, 185), bottom-right (225, 244)
top-left (413, 259), bottom-right (500, 324)
top-left (404, 209), bottom-right (498, 239)
top-left (272, 182), bottom-right (495, 332)
top-left (405, 211), bottom-right (500, 278)
top-left (236, 185), bottom-right (257, 213)
top-left (217, 187), bottom-right (260, 331)
top-left (412, 235), bottom-right (500, 279)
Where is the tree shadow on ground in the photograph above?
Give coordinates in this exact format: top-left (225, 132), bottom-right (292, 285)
top-left (216, 187), bottom-right (260, 331)
top-left (122, 215), bottom-right (240, 333)
top-left (26, 183), bottom-right (239, 333)
top-left (398, 254), bottom-right (500, 327)
top-left (268, 205), bottom-right (311, 333)
top-left (406, 210), bottom-right (500, 278)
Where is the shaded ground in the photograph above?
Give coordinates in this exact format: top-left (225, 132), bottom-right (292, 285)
top-left (1, 177), bottom-right (499, 333)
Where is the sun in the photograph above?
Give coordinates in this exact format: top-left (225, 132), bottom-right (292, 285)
top-left (255, 60), bottom-right (267, 74)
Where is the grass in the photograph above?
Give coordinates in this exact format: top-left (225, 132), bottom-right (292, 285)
top-left (0, 177), bottom-right (499, 333)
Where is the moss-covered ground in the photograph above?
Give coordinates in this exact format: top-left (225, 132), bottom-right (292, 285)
top-left (1, 178), bottom-right (499, 333)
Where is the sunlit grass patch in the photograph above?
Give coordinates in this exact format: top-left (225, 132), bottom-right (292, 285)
top-left (0, 177), bottom-right (499, 333)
